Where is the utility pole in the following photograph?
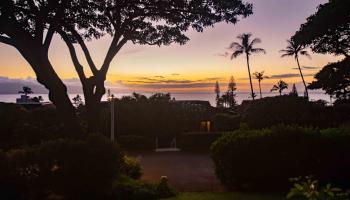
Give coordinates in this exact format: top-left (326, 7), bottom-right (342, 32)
top-left (111, 97), bottom-right (115, 142)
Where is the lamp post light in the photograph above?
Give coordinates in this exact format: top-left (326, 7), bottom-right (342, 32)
top-left (107, 89), bottom-right (116, 143)
top-left (110, 96), bottom-right (115, 142)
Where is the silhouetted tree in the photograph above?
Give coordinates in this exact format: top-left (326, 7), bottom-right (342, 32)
top-left (214, 81), bottom-right (222, 108)
top-left (308, 58), bottom-right (350, 102)
top-left (289, 84), bottom-right (299, 97)
top-left (280, 40), bottom-right (311, 98)
top-left (0, 0), bottom-right (253, 132)
top-left (293, 0), bottom-right (350, 58)
top-left (32, 96), bottom-right (44, 102)
top-left (253, 71), bottom-right (268, 98)
top-left (18, 86), bottom-right (33, 97)
top-left (72, 95), bottom-right (83, 107)
top-left (271, 80), bottom-right (288, 96)
top-left (227, 76), bottom-right (237, 108)
top-left (229, 33), bottom-right (266, 100)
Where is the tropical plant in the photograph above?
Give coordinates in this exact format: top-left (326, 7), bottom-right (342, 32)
top-left (287, 176), bottom-right (349, 200)
top-left (72, 95), bottom-right (83, 107)
top-left (18, 86), bottom-right (33, 97)
top-left (253, 71), bottom-right (269, 98)
top-left (271, 80), bottom-right (288, 96)
top-left (280, 39), bottom-right (311, 98)
top-left (229, 33), bottom-right (266, 100)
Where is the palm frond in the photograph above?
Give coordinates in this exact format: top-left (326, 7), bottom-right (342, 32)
top-left (300, 50), bottom-right (312, 59)
top-left (251, 48), bottom-right (266, 54)
top-left (229, 42), bottom-right (244, 50)
top-left (250, 38), bottom-right (262, 46)
top-left (231, 50), bottom-right (243, 59)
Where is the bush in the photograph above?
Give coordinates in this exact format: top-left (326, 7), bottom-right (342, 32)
top-left (113, 176), bottom-right (176, 200)
top-left (0, 134), bottom-right (124, 199)
top-left (121, 156), bottom-right (142, 179)
top-left (240, 96), bottom-right (350, 129)
top-left (211, 113), bottom-right (241, 131)
top-left (211, 125), bottom-right (350, 191)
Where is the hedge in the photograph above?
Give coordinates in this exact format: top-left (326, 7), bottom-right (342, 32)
top-left (211, 125), bottom-right (350, 191)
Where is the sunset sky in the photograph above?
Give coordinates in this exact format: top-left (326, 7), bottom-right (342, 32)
top-left (0, 0), bottom-right (343, 94)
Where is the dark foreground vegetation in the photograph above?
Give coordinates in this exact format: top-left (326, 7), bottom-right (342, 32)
top-left (211, 125), bottom-right (350, 191)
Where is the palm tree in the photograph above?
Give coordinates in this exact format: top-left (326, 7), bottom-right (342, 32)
top-left (18, 86), bottom-right (33, 97)
top-left (253, 71), bottom-right (269, 98)
top-left (280, 39), bottom-right (311, 98)
top-left (229, 33), bottom-right (266, 100)
top-left (271, 80), bottom-right (288, 96)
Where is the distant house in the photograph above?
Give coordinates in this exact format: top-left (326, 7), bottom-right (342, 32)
top-left (16, 95), bottom-right (40, 104)
top-left (171, 100), bottom-right (214, 132)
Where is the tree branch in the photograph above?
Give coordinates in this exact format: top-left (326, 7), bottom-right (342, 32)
top-left (0, 35), bottom-right (15, 46)
top-left (100, 34), bottom-right (128, 75)
top-left (67, 27), bottom-right (98, 75)
top-left (43, 25), bottom-right (55, 52)
top-left (59, 31), bottom-right (87, 81)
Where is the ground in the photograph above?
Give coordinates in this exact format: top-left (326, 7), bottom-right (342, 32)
top-left (128, 151), bottom-right (224, 192)
top-left (161, 192), bottom-right (285, 200)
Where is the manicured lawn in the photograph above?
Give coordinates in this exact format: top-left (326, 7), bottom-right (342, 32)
top-left (162, 192), bottom-right (285, 200)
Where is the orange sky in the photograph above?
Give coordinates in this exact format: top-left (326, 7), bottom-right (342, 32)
top-left (0, 0), bottom-right (343, 94)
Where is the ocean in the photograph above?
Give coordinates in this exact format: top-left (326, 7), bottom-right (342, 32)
top-left (0, 92), bottom-right (332, 106)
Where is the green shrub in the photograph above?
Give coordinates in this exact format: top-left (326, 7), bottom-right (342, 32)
top-left (113, 176), bottom-right (176, 200)
top-left (0, 134), bottom-right (123, 199)
top-left (241, 96), bottom-right (350, 129)
top-left (121, 156), bottom-right (142, 179)
top-left (211, 125), bottom-right (350, 191)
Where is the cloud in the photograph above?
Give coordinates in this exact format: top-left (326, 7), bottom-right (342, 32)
top-left (0, 76), bottom-right (84, 94)
top-left (213, 52), bottom-right (229, 57)
top-left (154, 76), bottom-right (165, 79)
top-left (291, 66), bottom-right (319, 70)
top-left (171, 73), bottom-right (180, 76)
top-left (122, 82), bottom-right (215, 89)
top-left (269, 73), bottom-right (314, 79)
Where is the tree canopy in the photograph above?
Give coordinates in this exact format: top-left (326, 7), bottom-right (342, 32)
top-left (292, 0), bottom-right (350, 57)
top-left (0, 0), bottom-right (253, 131)
top-left (308, 58), bottom-right (350, 101)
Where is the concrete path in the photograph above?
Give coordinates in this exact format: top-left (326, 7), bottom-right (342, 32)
top-left (128, 151), bottom-right (225, 192)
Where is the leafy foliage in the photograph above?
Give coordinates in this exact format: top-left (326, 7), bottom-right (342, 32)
top-left (308, 58), bottom-right (350, 102)
top-left (271, 80), bottom-right (288, 96)
top-left (292, 0), bottom-right (350, 57)
top-left (0, 134), bottom-right (124, 199)
top-left (211, 125), bottom-right (350, 191)
top-left (287, 176), bottom-right (349, 200)
top-left (228, 33), bottom-right (266, 100)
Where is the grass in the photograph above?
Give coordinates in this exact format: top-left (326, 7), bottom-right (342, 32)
top-left (162, 192), bottom-right (286, 200)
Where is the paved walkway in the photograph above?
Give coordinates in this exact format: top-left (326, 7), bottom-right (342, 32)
top-left (128, 151), bottom-right (225, 192)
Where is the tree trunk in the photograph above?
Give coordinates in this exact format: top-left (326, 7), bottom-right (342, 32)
top-left (296, 56), bottom-right (309, 99)
top-left (246, 54), bottom-right (255, 100)
top-left (258, 80), bottom-right (262, 99)
top-left (27, 52), bottom-right (82, 136)
top-left (82, 76), bottom-right (106, 133)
